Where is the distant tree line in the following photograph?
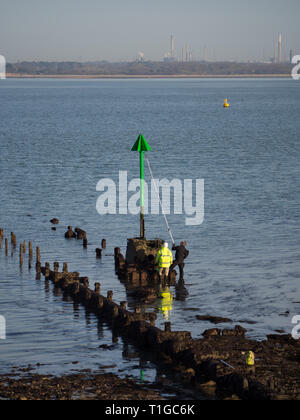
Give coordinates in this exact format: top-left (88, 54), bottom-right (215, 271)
top-left (6, 61), bottom-right (292, 76)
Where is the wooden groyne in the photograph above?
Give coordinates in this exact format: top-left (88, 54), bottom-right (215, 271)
top-left (38, 262), bottom-right (300, 400)
top-left (1, 227), bottom-right (299, 400)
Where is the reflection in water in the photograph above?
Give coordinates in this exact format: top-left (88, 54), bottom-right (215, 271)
top-left (44, 280), bottom-right (50, 296)
top-left (84, 308), bottom-right (92, 326)
top-left (72, 302), bottom-right (80, 320)
top-left (175, 279), bottom-right (189, 302)
top-left (53, 287), bottom-right (62, 298)
top-left (96, 319), bottom-right (104, 340)
top-left (156, 285), bottom-right (173, 321)
top-left (112, 331), bottom-right (118, 344)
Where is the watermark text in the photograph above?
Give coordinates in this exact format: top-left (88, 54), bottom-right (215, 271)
top-left (0, 316), bottom-right (6, 340)
top-left (291, 315), bottom-right (300, 340)
top-left (291, 55), bottom-right (300, 80)
top-left (96, 171), bottom-right (204, 226)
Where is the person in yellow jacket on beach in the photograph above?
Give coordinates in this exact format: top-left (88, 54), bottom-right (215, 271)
top-left (155, 242), bottom-right (173, 281)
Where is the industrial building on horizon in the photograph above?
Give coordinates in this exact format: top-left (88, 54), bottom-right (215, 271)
top-left (272, 33), bottom-right (293, 64)
top-left (164, 34), bottom-right (177, 62)
top-left (273, 33), bottom-right (283, 63)
top-left (164, 35), bottom-right (195, 62)
top-left (143, 33), bottom-right (293, 64)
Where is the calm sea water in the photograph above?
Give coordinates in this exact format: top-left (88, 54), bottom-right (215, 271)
top-left (0, 78), bottom-right (299, 379)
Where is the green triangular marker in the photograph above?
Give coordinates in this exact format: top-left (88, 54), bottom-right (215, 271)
top-left (131, 133), bottom-right (151, 152)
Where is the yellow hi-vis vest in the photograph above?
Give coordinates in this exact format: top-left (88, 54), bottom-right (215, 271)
top-left (156, 247), bottom-right (173, 268)
top-left (246, 351), bottom-right (255, 366)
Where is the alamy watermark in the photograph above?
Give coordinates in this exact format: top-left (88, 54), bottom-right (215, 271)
top-left (291, 316), bottom-right (300, 340)
top-left (0, 55), bottom-right (6, 80)
top-left (0, 316), bottom-right (6, 340)
top-left (96, 171), bottom-right (204, 226)
top-left (291, 55), bottom-right (300, 80)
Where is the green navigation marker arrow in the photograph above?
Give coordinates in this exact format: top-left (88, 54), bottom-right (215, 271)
top-left (131, 133), bottom-right (152, 152)
top-left (131, 134), bottom-right (151, 239)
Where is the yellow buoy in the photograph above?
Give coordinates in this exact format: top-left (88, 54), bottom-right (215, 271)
top-left (224, 98), bottom-right (230, 108)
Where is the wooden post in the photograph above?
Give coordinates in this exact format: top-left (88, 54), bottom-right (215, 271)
top-left (11, 232), bottom-right (17, 248)
top-left (36, 247), bottom-right (40, 263)
top-left (19, 244), bottom-right (23, 266)
top-left (149, 313), bottom-right (156, 326)
top-left (36, 262), bottom-right (41, 273)
top-left (45, 262), bottom-right (50, 279)
top-left (165, 322), bottom-right (171, 332)
top-left (29, 242), bottom-right (33, 260)
top-left (5, 238), bottom-right (8, 255)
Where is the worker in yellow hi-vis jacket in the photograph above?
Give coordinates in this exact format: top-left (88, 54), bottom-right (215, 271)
top-left (155, 242), bottom-right (173, 281)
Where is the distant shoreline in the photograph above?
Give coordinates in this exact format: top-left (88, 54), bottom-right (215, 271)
top-left (6, 73), bottom-right (291, 79)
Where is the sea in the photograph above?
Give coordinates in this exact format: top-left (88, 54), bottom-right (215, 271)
top-left (0, 77), bottom-right (299, 385)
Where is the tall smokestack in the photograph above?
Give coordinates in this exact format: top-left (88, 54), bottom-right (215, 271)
top-left (278, 33), bottom-right (282, 64)
top-left (171, 34), bottom-right (175, 58)
top-left (274, 40), bottom-right (277, 63)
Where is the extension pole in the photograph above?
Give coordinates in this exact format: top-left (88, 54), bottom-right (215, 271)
top-left (145, 155), bottom-right (175, 246)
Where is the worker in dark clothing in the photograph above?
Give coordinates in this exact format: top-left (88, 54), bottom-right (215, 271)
top-left (170, 241), bottom-right (189, 281)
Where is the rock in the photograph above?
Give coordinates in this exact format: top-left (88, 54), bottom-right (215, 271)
top-left (196, 315), bottom-right (233, 324)
top-left (95, 248), bottom-right (102, 258)
top-left (237, 320), bottom-right (258, 325)
top-left (50, 218), bottom-right (59, 225)
top-left (65, 226), bottom-right (76, 239)
top-left (222, 325), bottom-right (247, 337)
top-left (99, 344), bottom-right (115, 351)
top-left (224, 395), bottom-right (241, 400)
top-left (267, 334), bottom-right (293, 343)
top-left (279, 311), bottom-right (290, 317)
top-left (203, 328), bottom-right (222, 338)
top-left (75, 228), bottom-right (86, 240)
top-left (202, 380), bottom-right (216, 387)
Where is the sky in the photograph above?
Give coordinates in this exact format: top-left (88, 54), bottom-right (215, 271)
top-left (0, 0), bottom-right (299, 62)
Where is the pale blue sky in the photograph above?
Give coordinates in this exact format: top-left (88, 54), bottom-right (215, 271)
top-left (0, 0), bottom-right (299, 62)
